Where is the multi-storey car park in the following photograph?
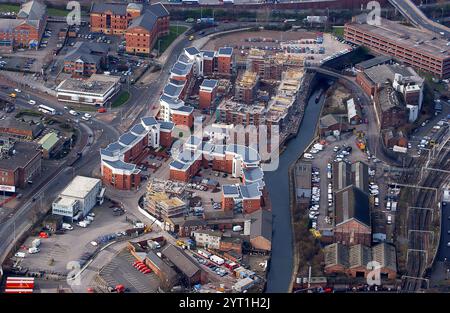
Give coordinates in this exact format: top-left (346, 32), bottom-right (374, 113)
top-left (344, 14), bottom-right (450, 78)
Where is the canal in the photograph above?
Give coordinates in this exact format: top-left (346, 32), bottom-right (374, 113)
top-left (265, 78), bottom-right (332, 292)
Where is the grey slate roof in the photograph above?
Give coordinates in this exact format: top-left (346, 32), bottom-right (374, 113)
top-left (17, 0), bottom-right (46, 20)
top-left (91, 3), bottom-right (127, 15)
top-left (65, 42), bottom-right (108, 64)
top-left (128, 10), bottom-right (157, 31)
top-left (249, 209), bottom-right (272, 242)
top-left (147, 2), bottom-right (170, 18)
top-left (335, 185), bottom-right (370, 227)
top-left (161, 244), bottom-right (201, 279)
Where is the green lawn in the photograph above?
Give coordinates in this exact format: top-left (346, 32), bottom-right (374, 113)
top-left (157, 25), bottom-right (188, 55)
top-left (332, 26), bottom-right (345, 37)
top-left (0, 4), bottom-right (20, 13)
top-left (112, 91), bottom-right (131, 108)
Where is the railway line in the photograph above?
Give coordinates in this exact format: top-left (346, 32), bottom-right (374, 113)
top-left (401, 139), bottom-right (450, 292)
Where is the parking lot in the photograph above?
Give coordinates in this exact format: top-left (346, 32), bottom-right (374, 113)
top-left (98, 249), bottom-right (161, 293)
top-left (203, 31), bottom-right (351, 65)
top-left (11, 200), bottom-right (144, 275)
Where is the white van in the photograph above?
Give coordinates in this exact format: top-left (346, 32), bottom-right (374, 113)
top-left (62, 223), bottom-right (73, 230)
top-left (28, 247), bottom-right (40, 254)
top-left (15, 252), bottom-right (26, 258)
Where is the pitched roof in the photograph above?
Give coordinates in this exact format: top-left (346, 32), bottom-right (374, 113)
top-left (17, 0), bottom-right (46, 20)
top-left (249, 209), bottom-right (272, 242)
top-left (128, 11), bottom-right (157, 31)
top-left (64, 42), bottom-right (108, 64)
top-left (38, 132), bottom-right (59, 151)
top-left (335, 185), bottom-right (370, 227)
top-left (91, 3), bottom-right (127, 15)
top-left (161, 244), bottom-right (201, 278)
top-left (148, 2), bottom-right (169, 18)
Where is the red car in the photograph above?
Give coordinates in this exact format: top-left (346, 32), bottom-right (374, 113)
top-left (39, 232), bottom-right (49, 238)
top-left (142, 269), bottom-right (152, 274)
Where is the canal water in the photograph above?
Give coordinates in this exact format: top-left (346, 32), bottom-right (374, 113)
top-left (265, 78), bottom-right (331, 292)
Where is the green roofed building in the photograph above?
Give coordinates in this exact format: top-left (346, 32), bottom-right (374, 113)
top-left (38, 132), bottom-right (61, 158)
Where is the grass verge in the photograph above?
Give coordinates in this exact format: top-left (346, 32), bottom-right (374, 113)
top-left (157, 25), bottom-right (188, 55)
top-left (112, 91), bottom-right (131, 108)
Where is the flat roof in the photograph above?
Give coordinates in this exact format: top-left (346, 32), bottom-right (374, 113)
top-left (347, 16), bottom-right (450, 59)
top-left (56, 74), bottom-right (120, 96)
top-left (60, 176), bottom-right (100, 199)
top-left (0, 141), bottom-right (41, 171)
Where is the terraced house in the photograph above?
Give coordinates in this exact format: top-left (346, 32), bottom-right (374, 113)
top-left (90, 2), bottom-right (169, 56)
top-left (0, 0), bottom-right (47, 52)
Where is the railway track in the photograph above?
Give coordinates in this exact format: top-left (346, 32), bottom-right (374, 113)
top-left (401, 142), bottom-right (450, 292)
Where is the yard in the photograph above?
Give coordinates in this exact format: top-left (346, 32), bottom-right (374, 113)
top-left (157, 25), bottom-right (188, 55)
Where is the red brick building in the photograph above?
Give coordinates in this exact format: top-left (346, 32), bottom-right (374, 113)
top-left (199, 79), bottom-right (218, 110)
top-left (125, 3), bottom-right (170, 55)
top-left (100, 116), bottom-right (173, 190)
top-left (334, 185), bottom-right (371, 246)
top-left (324, 243), bottom-right (397, 280)
top-left (0, 141), bottom-right (42, 190)
top-left (90, 3), bottom-right (169, 56)
top-left (63, 42), bottom-right (109, 77)
top-left (0, 0), bottom-right (47, 52)
top-left (216, 47), bottom-right (234, 77)
top-left (90, 3), bottom-right (142, 35)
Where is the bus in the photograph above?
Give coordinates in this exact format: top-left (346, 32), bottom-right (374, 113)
top-left (38, 104), bottom-right (56, 115)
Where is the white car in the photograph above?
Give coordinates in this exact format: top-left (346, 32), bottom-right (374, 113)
top-left (90, 241), bottom-right (98, 246)
top-left (14, 88), bottom-right (21, 93)
top-left (28, 100), bottom-right (36, 105)
top-left (81, 116), bottom-right (90, 121)
top-left (386, 215), bottom-right (392, 225)
top-left (304, 153), bottom-right (314, 159)
top-left (84, 113), bottom-right (92, 118)
top-left (69, 110), bottom-right (78, 116)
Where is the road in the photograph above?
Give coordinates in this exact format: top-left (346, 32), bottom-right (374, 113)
top-left (389, 0), bottom-right (450, 39)
top-left (0, 25), bottom-right (203, 267)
